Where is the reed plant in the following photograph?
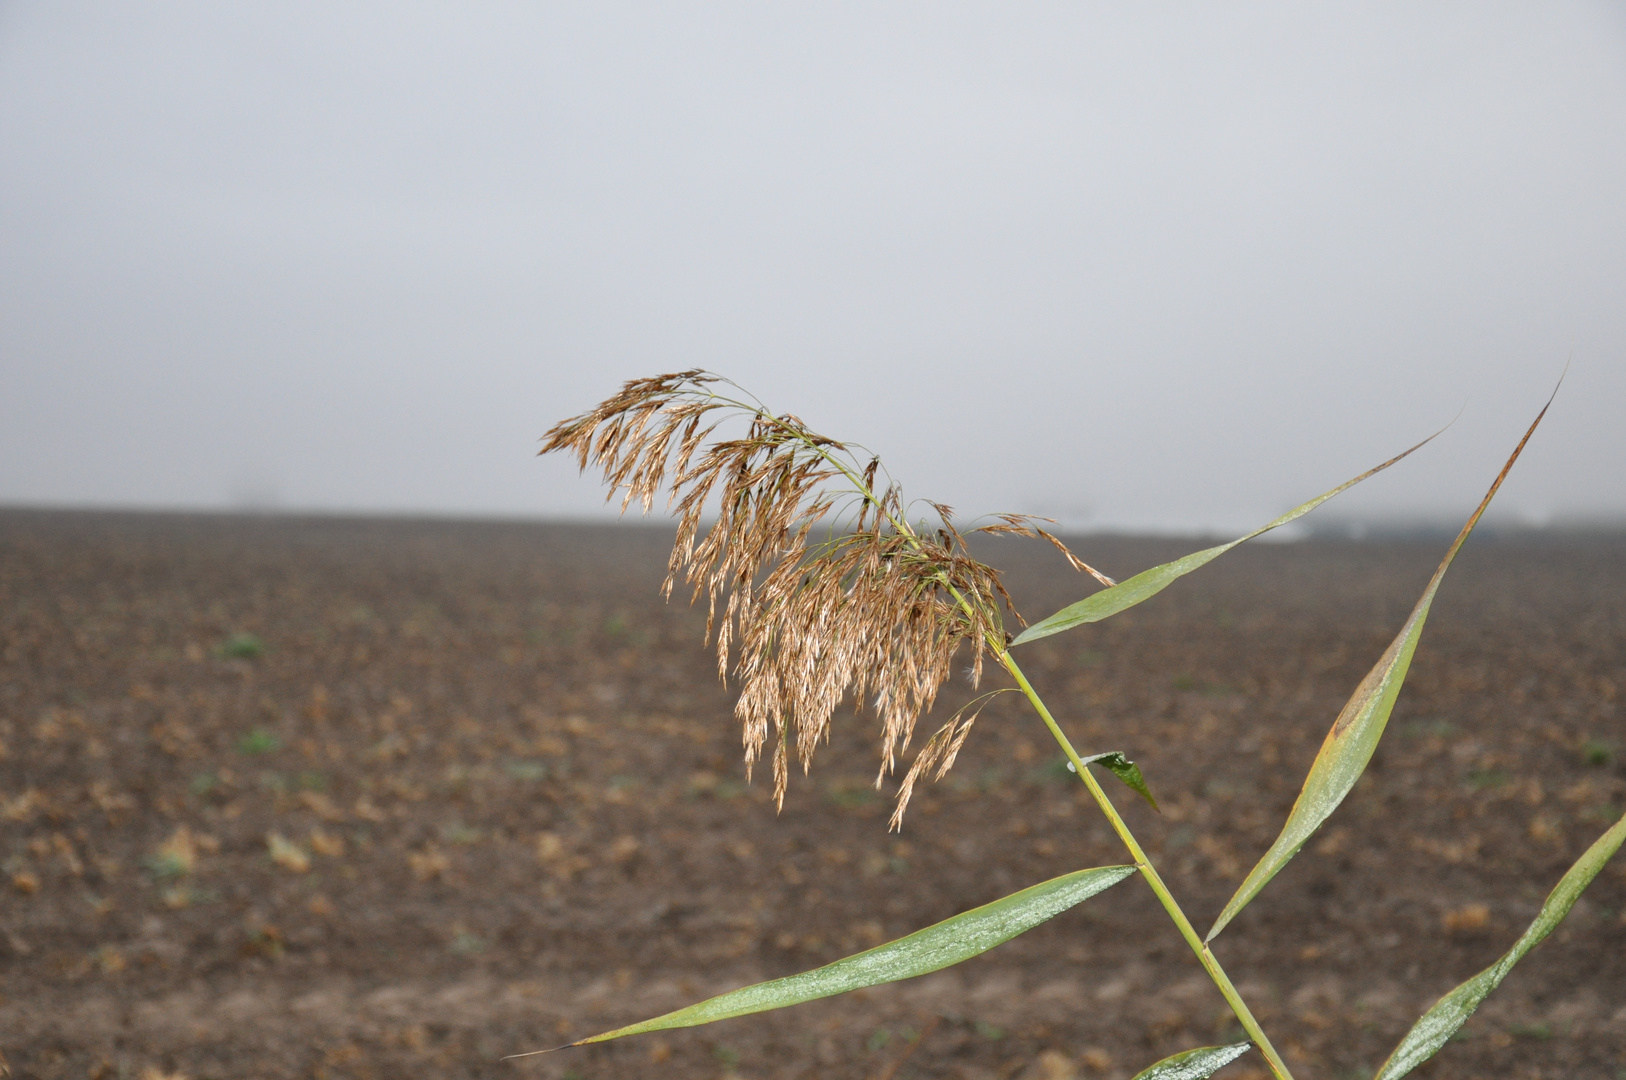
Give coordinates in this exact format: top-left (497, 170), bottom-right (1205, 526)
top-left (522, 371), bottom-right (1617, 1079)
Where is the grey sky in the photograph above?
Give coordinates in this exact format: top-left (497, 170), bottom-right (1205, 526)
top-left (2, 3), bottom-right (1623, 535)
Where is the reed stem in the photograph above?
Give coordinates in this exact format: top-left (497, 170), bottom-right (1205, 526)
top-left (997, 651), bottom-right (1296, 1080)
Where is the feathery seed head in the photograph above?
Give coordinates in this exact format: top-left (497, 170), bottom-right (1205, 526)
top-left (541, 372), bottom-right (1102, 825)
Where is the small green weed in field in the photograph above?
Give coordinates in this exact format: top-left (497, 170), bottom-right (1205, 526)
top-left (1467, 768), bottom-right (1511, 791)
top-left (143, 851), bottom-right (190, 880)
top-left (237, 729), bottom-right (281, 755)
top-left (217, 632), bottom-right (264, 659)
top-left (142, 828), bottom-right (197, 880)
top-left (441, 822), bottom-right (483, 846)
top-left (1401, 718), bottom-right (1457, 739)
top-left (823, 777), bottom-right (879, 810)
top-left (451, 930), bottom-right (488, 955)
top-left (503, 759), bottom-right (547, 781)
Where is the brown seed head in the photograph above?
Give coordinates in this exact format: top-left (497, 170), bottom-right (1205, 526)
top-left (541, 372), bottom-right (1098, 822)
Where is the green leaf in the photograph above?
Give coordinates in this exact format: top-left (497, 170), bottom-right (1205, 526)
top-left (1208, 394), bottom-right (1556, 942)
top-left (1130, 1042), bottom-right (1252, 1080)
top-left (1012, 434), bottom-right (1440, 647)
top-left (1373, 808), bottom-right (1626, 1080)
top-left (1080, 752), bottom-right (1159, 811)
top-left (527, 864), bottom-right (1135, 1053)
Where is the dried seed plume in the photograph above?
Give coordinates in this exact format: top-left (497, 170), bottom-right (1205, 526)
top-left (541, 371), bottom-right (1102, 823)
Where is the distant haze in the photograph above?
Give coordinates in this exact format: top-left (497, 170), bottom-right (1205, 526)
top-left (3, 4), bottom-right (1623, 535)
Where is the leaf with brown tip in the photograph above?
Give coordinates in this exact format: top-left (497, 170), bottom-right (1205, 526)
top-left (1208, 389), bottom-right (1558, 941)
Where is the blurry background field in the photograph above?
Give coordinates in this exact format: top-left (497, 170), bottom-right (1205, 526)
top-left (1, 510), bottom-right (1622, 1080)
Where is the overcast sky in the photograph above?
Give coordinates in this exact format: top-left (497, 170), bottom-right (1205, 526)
top-left (2, 3), bottom-right (1623, 535)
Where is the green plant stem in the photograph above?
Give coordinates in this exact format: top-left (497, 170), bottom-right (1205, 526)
top-left (997, 651), bottom-right (1296, 1080)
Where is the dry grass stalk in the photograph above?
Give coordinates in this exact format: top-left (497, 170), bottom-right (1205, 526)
top-left (888, 689), bottom-right (1018, 829)
top-left (541, 371), bottom-right (1104, 818)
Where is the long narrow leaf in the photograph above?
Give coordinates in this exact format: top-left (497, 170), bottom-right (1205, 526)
top-left (519, 864), bottom-right (1135, 1054)
top-left (1012, 434), bottom-right (1440, 647)
top-left (1131, 1042), bottom-right (1252, 1080)
top-left (1374, 808), bottom-right (1625, 1080)
top-left (1208, 392), bottom-right (1557, 941)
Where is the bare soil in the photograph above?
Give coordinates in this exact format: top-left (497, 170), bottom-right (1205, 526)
top-left (1, 510), bottom-right (1622, 1080)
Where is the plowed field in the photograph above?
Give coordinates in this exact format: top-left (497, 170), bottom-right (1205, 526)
top-left (1, 511), bottom-right (1622, 1080)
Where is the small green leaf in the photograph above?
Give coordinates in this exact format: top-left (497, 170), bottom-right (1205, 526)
top-left (236, 729), bottom-right (282, 755)
top-left (1079, 752), bottom-right (1159, 811)
top-left (1208, 395), bottom-right (1555, 941)
top-left (1130, 1042), bottom-right (1252, 1080)
top-left (1012, 435), bottom-right (1438, 647)
top-left (217, 632), bottom-right (265, 659)
top-left (1374, 808), bottom-right (1625, 1080)
top-left (523, 864), bottom-right (1135, 1054)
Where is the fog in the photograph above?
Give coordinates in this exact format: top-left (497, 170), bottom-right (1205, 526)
top-left (3, 3), bottom-right (1623, 535)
